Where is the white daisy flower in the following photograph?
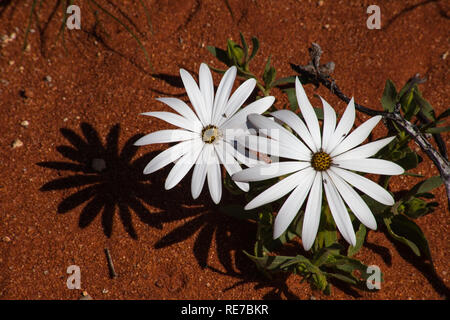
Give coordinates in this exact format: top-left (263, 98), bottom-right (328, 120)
top-left (134, 63), bottom-right (275, 204)
top-left (233, 77), bottom-right (404, 250)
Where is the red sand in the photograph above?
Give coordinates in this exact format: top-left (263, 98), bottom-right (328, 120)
top-left (0, 0), bottom-right (448, 299)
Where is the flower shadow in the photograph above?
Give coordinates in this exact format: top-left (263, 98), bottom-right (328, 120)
top-left (37, 122), bottom-right (198, 239)
top-left (154, 192), bottom-right (300, 299)
top-left (154, 191), bottom-right (257, 274)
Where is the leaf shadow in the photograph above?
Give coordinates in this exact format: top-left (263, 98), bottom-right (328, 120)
top-left (365, 241), bottom-right (393, 267)
top-left (384, 231), bottom-right (450, 298)
top-left (37, 122), bottom-right (199, 239)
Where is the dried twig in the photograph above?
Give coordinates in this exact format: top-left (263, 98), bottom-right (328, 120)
top-left (104, 248), bottom-right (118, 279)
top-left (291, 43), bottom-right (450, 209)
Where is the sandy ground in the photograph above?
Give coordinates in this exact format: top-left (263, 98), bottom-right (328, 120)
top-left (0, 0), bottom-right (449, 299)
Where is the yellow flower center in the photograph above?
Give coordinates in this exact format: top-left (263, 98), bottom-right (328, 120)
top-left (201, 125), bottom-right (219, 143)
top-left (311, 152), bottom-right (332, 171)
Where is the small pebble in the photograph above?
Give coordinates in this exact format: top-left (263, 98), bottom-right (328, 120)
top-left (20, 120), bottom-right (29, 128)
top-left (92, 158), bottom-right (106, 172)
top-left (154, 280), bottom-right (164, 288)
top-left (443, 51), bottom-right (449, 60)
top-left (2, 236), bottom-right (11, 242)
top-left (44, 75), bottom-right (52, 82)
top-left (79, 291), bottom-right (93, 300)
top-left (102, 289), bottom-right (109, 294)
top-left (11, 139), bottom-right (23, 148)
top-left (43, 270), bottom-right (49, 275)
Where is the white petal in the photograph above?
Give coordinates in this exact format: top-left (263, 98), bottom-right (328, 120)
top-left (237, 135), bottom-right (309, 161)
top-left (221, 96), bottom-right (275, 130)
top-left (245, 169), bottom-right (307, 210)
top-left (134, 129), bottom-right (199, 146)
top-left (214, 141), bottom-right (249, 192)
top-left (327, 169), bottom-right (377, 230)
top-left (333, 158), bottom-right (404, 175)
top-left (207, 149), bottom-right (223, 204)
top-left (326, 97), bottom-right (355, 153)
top-left (141, 111), bottom-right (201, 133)
top-left (221, 139), bottom-right (263, 167)
top-left (212, 66), bottom-right (237, 124)
top-left (155, 97), bottom-right (202, 128)
top-left (330, 115), bottom-right (382, 157)
top-left (199, 63), bottom-right (214, 121)
top-left (295, 77), bottom-right (321, 150)
top-left (233, 161), bottom-right (309, 182)
top-left (180, 68), bottom-right (209, 125)
top-left (247, 113), bottom-right (311, 157)
top-left (301, 172), bottom-right (322, 251)
top-left (273, 168), bottom-right (316, 238)
top-left (191, 145), bottom-right (210, 199)
top-left (143, 140), bottom-right (197, 174)
top-left (329, 167), bottom-right (395, 205)
top-left (271, 110), bottom-right (317, 152)
top-left (322, 172), bottom-right (356, 247)
top-left (165, 140), bottom-right (204, 190)
top-left (223, 78), bottom-right (256, 118)
top-left (320, 97), bottom-right (336, 152)
top-left (334, 136), bottom-right (395, 161)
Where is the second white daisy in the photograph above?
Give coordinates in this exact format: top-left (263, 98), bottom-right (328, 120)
top-left (233, 78), bottom-right (404, 250)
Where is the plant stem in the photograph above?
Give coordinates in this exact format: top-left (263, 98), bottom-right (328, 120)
top-left (290, 45), bottom-right (450, 210)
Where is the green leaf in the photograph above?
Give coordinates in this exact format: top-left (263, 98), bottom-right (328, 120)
top-left (283, 87), bottom-right (298, 111)
top-left (227, 39), bottom-right (245, 66)
top-left (361, 195), bottom-right (390, 216)
top-left (262, 56), bottom-right (276, 88)
top-left (414, 90), bottom-right (435, 121)
top-left (395, 150), bottom-right (419, 171)
top-left (313, 205), bottom-right (337, 251)
top-left (239, 32), bottom-right (249, 61)
top-left (206, 45), bottom-right (231, 66)
top-left (326, 272), bottom-right (358, 285)
top-left (347, 223), bottom-right (367, 257)
top-left (248, 37), bottom-right (259, 62)
top-left (381, 79), bottom-right (397, 112)
top-left (405, 176), bottom-right (442, 200)
top-left (313, 243), bottom-right (343, 267)
top-left (425, 126), bottom-right (450, 134)
top-left (383, 214), bottom-right (432, 262)
top-left (313, 107), bottom-right (324, 120)
top-left (272, 76), bottom-right (296, 87)
top-left (403, 197), bottom-right (437, 219)
top-left (399, 84), bottom-right (418, 121)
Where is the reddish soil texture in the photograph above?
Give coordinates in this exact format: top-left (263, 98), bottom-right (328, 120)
top-left (0, 0), bottom-right (449, 300)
